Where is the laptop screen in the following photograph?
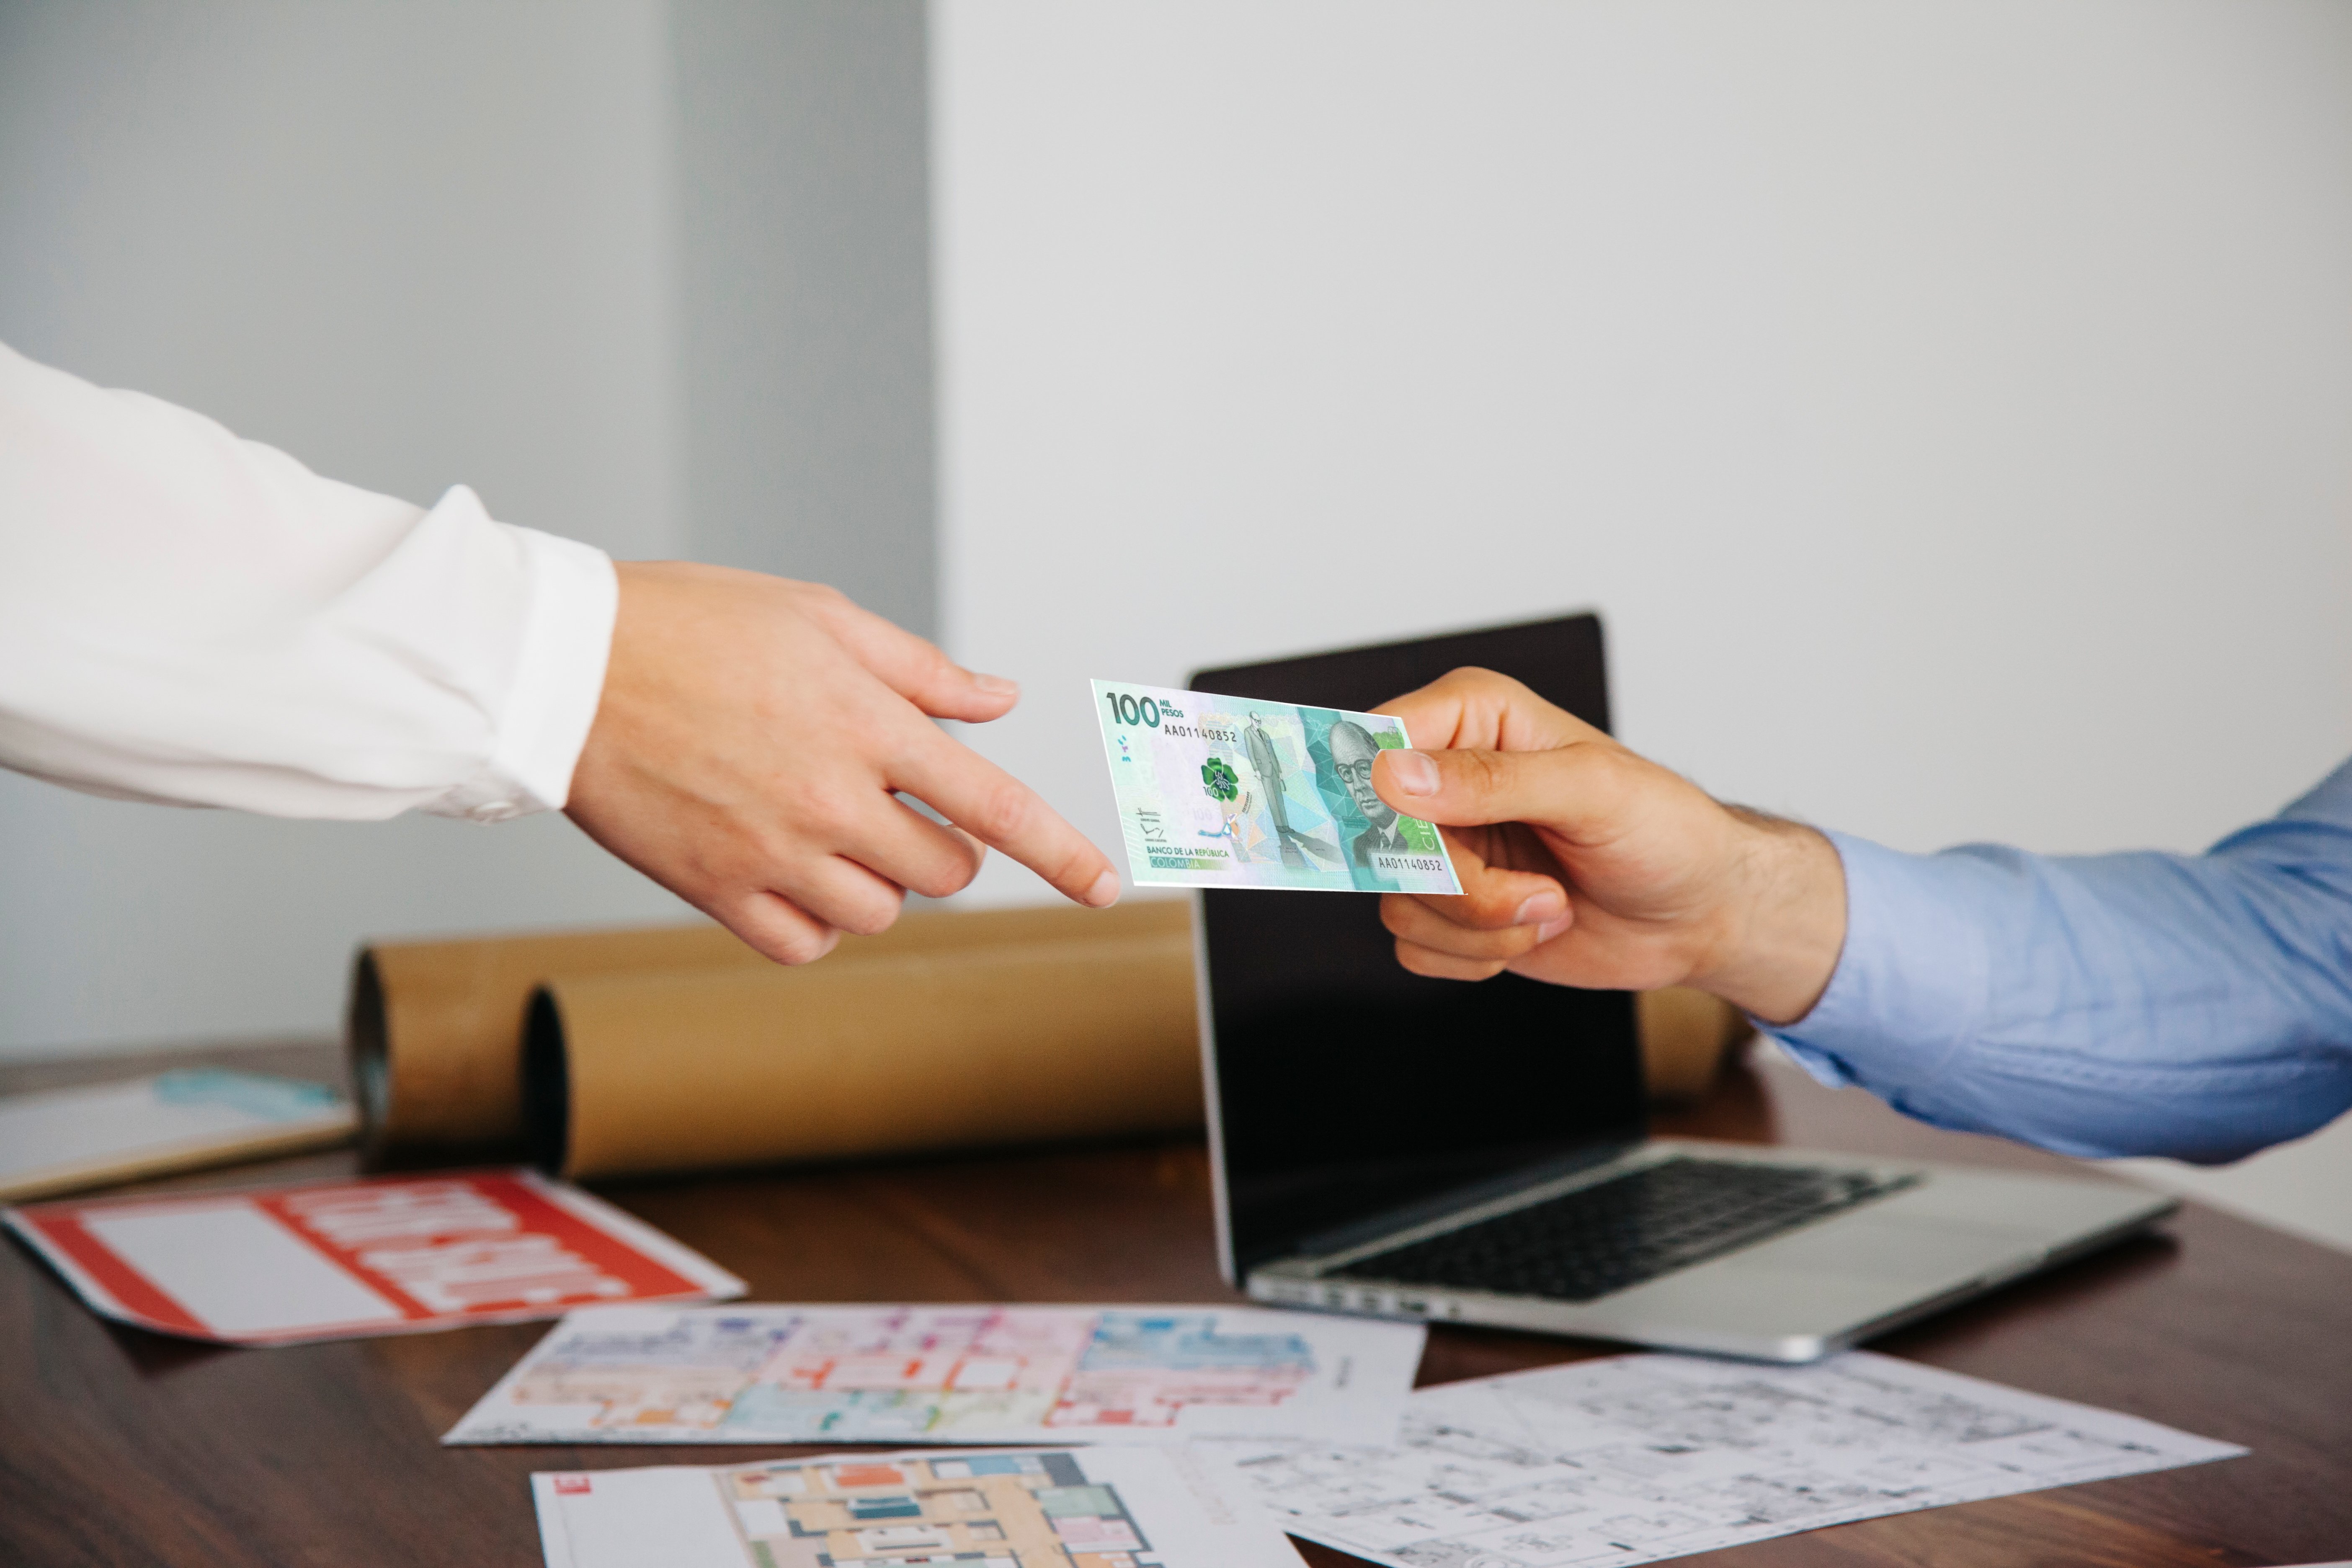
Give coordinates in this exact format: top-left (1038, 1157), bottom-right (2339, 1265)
top-left (1192, 613), bottom-right (1644, 1277)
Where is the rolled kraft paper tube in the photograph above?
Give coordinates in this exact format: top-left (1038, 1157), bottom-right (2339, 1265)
top-left (351, 900), bottom-right (1194, 1161)
top-left (524, 926), bottom-right (1204, 1181)
top-left (350, 923), bottom-right (759, 1156)
top-left (1635, 986), bottom-right (1754, 1101)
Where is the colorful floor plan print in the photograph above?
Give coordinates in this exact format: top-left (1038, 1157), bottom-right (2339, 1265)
top-left (530, 1446), bottom-right (1309, 1568)
top-left (449, 1302), bottom-right (1425, 1446)
top-left (724, 1451), bottom-right (1145, 1568)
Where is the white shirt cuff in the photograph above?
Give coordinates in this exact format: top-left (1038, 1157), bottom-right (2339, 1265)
top-left (423, 527), bottom-right (618, 823)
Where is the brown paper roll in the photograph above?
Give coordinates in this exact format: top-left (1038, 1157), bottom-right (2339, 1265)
top-left (523, 907), bottom-right (1203, 1180)
top-left (1635, 986), bottom-right (1753, 1101)
top-left (349, 923), bottom-right (761, 1157)
top-left (349, 900), bottom-right (1195, 1161)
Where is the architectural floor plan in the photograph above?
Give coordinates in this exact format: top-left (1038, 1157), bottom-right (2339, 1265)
top-left (1204, 1350), bottom-right (2244, 1567)
top-left (532, 1446), bottom-right (1306, 1568)
top-left (450, 1302), bottom-right (1424, 1446)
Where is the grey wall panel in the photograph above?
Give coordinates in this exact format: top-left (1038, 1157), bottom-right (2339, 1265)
top-left (0, 0), bottom-right (940, 1056)
top-left (672, 0), bottom-right (937, 637)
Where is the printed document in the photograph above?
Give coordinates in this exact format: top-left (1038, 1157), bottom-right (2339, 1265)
top-left (5, 1168), bottom-right (744, 1345)
top-left (532, 1445), bottom-right (1305, 1568)
top-left (1093, 680), bottom-right (1460, 892)
top-left (449, 1301), bottom-right (1425, 1446)
top-left (0, 1069), bottom-right (355, 1202)
top-left (1204, 1349), bottom-right (2245, 1567)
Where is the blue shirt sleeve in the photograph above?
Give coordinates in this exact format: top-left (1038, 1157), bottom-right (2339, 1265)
top-left (1764, 756), bottom-right (2352, 1163)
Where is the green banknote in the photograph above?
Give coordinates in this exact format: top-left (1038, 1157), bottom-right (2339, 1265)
top-left (1091, 680), bottom-right (1462, 893)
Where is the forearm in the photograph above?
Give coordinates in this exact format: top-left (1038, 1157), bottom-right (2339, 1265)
top-left (1766, 766), bottom-right (2352, 1161)
top-left (0, 343), bottom-right (614, 820)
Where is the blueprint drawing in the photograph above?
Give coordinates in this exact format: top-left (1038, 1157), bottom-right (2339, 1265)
top-left (1204, 1350), bottom-right (2244, 1567)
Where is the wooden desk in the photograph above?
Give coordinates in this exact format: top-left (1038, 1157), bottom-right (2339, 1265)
top-left (3, 1040), bottom-right (2347, 1567)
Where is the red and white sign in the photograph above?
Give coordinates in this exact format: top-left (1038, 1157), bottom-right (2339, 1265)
top-left (3, 1167), bottom-right (745, 1345)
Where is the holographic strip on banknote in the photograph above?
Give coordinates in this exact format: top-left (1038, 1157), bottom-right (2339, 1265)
top-left (1091, 679), bottom-right (1462, 893)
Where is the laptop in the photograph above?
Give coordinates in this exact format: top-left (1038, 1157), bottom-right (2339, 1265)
top-left (1191, 612), bottom-right (2175, 1362)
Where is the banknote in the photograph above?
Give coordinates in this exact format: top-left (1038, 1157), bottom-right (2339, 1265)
top-left (1091, 680), bottom-right (1462, 893)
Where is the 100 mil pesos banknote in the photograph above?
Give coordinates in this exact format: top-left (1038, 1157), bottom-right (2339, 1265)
top-left (1092, 680), bottom-right (1462, 893)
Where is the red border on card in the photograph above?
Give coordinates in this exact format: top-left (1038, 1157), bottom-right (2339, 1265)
top-left (12, 1169), bottom-right (720, 1344)
top-left (16, 1212), bottom-right (210, 1336)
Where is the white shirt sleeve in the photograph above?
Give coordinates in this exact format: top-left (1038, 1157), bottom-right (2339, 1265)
top-left (0, 341), bottom-right (618, 822)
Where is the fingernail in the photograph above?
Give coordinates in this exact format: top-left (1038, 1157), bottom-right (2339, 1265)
top-left (973, 672), bottom-right (1019, 698)
top-left (1387, 750), bottom-right (1440, 796)
top-left (1084, 869), bottom-right (1121, 907)
top-left (1535, 915), bottom-right (1572, 944)
top-left (1513, 892), bottom-right (1566, 927)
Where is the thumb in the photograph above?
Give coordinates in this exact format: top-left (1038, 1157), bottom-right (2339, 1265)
top-left (1372, 741), bottom-right (1634, 839)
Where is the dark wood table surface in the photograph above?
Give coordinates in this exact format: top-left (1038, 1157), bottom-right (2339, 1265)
top-left (3, 1039), bottom-right (2347, 1567)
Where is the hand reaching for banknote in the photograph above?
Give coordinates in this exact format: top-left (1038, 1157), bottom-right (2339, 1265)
top-left (1369, 667), bottom-right (1847, 1025)
top-left (567, 563), bottom-right (1119, 966)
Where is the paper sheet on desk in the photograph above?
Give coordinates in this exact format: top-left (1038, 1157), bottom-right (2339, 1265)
top-left (0, 1070), bottom-right (356, 1202)
top-left (448, 1301), bottom-right (1425, 1446)
top-left (532, 1445), bottom-right (1306, 1568)
top-left (3, 1168), bottom-right (743, 1345)
top-left (1199, 1349), bottom-right (2246, 1568)
top-left (1204, 1354), bottom-right (2248, 1568)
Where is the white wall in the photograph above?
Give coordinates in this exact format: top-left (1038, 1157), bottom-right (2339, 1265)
top-left (931, 1), bottom-right (2352, 1239)
top-left (0, 0), bottom-right (934, 1058)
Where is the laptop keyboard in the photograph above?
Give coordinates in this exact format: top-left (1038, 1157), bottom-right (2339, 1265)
top-left (1327, 1155), bottom-right (1917, 1304)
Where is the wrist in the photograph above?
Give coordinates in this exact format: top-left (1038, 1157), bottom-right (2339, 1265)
top-left (1690, 810), bottom-right (1848, 1026)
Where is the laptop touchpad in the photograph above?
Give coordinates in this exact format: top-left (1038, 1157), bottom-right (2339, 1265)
top-left (1722, 1216), bottom-right (2044, 1287)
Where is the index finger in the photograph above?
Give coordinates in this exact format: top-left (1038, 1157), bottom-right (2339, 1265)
top-left (1409, 825), bottom-right (1570, 931)
top-left (891, 730), bottom-right (1121, 908)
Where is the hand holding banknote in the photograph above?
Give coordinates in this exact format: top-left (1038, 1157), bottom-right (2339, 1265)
top-left (1369, 667), bottom-right (1847, 1025)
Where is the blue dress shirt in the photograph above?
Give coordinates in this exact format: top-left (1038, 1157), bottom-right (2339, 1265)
top-left (1765, 756), bottom-right (2352, 1164)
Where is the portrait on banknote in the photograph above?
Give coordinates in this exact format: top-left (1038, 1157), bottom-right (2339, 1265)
top-left (1305, 715), bottom-right (1444, 871)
